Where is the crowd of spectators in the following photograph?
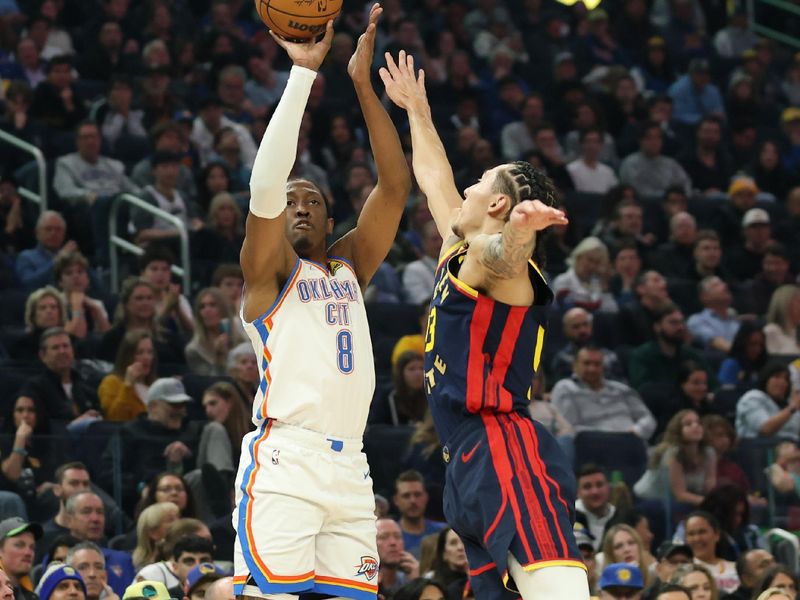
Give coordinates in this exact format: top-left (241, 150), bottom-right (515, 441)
top-left (0, 0), bottom-right (799, 598)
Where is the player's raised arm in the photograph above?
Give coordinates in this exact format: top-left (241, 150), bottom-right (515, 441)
top-left (333, 3), bottom-right (410, 287)
top-left (240, 22), bottom-right (334, 319)
top-left (379, 51), bottom-right (462, 242)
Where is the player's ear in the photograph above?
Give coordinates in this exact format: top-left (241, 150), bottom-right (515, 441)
top-left (487, 195), bottom-right (510, 220)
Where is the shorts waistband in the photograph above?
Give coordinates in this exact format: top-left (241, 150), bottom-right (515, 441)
top-left (261, 419), bottom-right (364, 455)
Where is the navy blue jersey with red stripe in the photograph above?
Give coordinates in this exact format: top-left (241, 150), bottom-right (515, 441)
top-left (424, 242), bottom-right (553, 443)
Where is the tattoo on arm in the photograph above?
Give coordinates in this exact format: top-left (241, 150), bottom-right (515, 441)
top-left (480, 225), bottom-right (536, 279)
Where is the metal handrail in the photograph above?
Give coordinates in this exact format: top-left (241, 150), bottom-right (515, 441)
top-left (0, 128), bottom-right (47, 211)
top-left (109, 193), bottom-right (191, 292)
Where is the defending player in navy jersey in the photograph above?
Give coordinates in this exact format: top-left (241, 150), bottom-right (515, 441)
top-left (233, 6), bottom-right (410, 600)
top-left (380, 53), bottom-right (590, 599)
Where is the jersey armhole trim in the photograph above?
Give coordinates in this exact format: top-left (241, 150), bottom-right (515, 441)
top-left (438, 239), bottom-right (466, 268)
top-left (246, 257), bottom-right (303, 325)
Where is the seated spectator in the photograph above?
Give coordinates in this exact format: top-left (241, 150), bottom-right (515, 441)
top-left (735, 242), bottom-right (794, 317)
top-left (768, 441), bottom-right (800, 498)
top-left (0, 80), bottom-right (47, 175)
top-left (597, 525), bottom-right (653, 586)
top-left (30, 55), bottom-right (86, 132)
top-left (752, 567), bottom-right (799, 600)
top-left (629, 304), bottom-right (714, 392)
top-left (748, 140), bottom-right (795, 203)
top-left (101, 379), bottom-right (198, 510)
top-left (618, 270), bottom-right (671, 347)
top-left (723, 548), bottom-right (776, 600)
top-left (0, 174), bottom-right (36, 256)
top-left (688, 230), bottom-right (730, 283)
top-left (132, 502), bottom-right (180, 570)
top-left (686, 277), bottom-right (740, 354)
top-left (402, 222), bottom-right (441, 305)
top-left (96, 75), bottom-right (148, 160)
top-left (633, 410), bottom-right (716, 507)
top-left (19, 327), bottom-right (101, 425)
top-left (12, 286), bottom-right (75, 361)
top-left (619, 122), bottom-right (691, 199)
top-left (668, 564), bottom-right (719, 600)
top-left (735, 363), bottom-right (800, 443)
top-left (725, 207), bottom-right (774, 282)
top-left (649, 543), bottom-right (693, 591)
top-left (677, 116), bottom-right (733, 195)
top-left (66, 541), bottom-right (114, 600)
top-left (552, 237), bottom-right (618, 313)
top-left (702, 415), bottom-right (755, 497)
top-left (609, 240), bottom-right (643, 309)
top-left (658, 362), bottom-right (719, 434)
top-left (131, 122), bottom-right (198, 203)
top-left (376, 518), bottom-right (420, 598)
top-left (190, 95), bottom-right (256, 169)
top-left (566, 128), bottom-right (619, 195)
top-left (15, 211), bottom-right (72, 291)
top-left (209, 128), bottom-right (251, 195)
top-left (426, 528), bottom-right (467, 599)
top-left (763, 285), bottom-right (800, 356)
top-left (192, 193), bottom-right (244, 265)
top-left (575, 465), bottom-right (617, 551)
top-left (34, 562), bottom-right (87, 600)
top-left (131, 151), bottom-right (202, 247)
top-left (1, 396), bottom-right (62, 511)
top-left (601, 202), bottom-right (657, 260)
top-left (499, 94), bottom-right (543, 161)
top-left (370, 351), bottom-right (427, 426)
top-left (53, 250), bottom-right (110, 337)
top-left (551, 346), bottom-right (656, 440)
top-left (135, 473), bottom-right (197, 522)
top-left (651, 212), bottom-right (697, 280)
top-left (138, 247), bottom-right (194, 336)
top-left (182, 562), bottom-right (226, 600)
top-left (667, 59), bottom-right (725, 127)
top-left (681, 512), bottom-right (740, 594)
top-left (550, 307), bottom-right (622, 382)
top-left (391, 579), bottom-right (448, 600)
top-left (184, 287), bottom-right (243, 376)
top-left (197, 382), bottom-right (250, 478)
top-left (136, 535), bottom-right (214, 599)
top-left (392, 470), bottom-right (444, 561)
top-left (97, 278), bottom-right (184, 365)
top-left (713, 176), bottom-right (760, 247)
top-left (598, 563), bottom-right (645, 600)
top-left (226, 343), bottom-right (258, 408)
top-left (717, 321), bottom-right (767, 388)
top-left (0, 517), bottom-right (41, 600)
top-left (98, 330), bottom-right (157, 422)
top-left (210, 264), bottom-right (245, 341)
top-left (694, 485), bottom-right (764, 561)
top-left (402, 412), bottom-right (445, 522)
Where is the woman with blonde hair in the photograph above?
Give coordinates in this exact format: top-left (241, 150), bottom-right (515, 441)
top-left (551, 236), bottom-right (618, 313)
top-left (132, 502), bottom-right (180, 569)
top-left (184, 287), bottom-right (243, 375)
top-left (670, 563), bottom-right (719, 600)
top-left (757, 590), bottom-right (795, 600)
top-left (596, 524), bottom-right (653, 586)
top-left (763, 284), bottom-right (800, 355)
top-left (98, 330), bottom-right (158, 421)
top-left (12, 286), bottom-right (74, 360)
top-left (634, 409), bottom-right (716, 507)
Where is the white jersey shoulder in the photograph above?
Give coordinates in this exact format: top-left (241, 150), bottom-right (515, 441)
top-left (241, 257), bottom-right (375, 438)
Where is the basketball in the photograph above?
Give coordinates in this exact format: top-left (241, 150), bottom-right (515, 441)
top-left (255, 0), bottom-right (343, 41)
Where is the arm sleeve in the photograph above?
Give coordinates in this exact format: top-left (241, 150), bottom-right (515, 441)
top-left (248, 66), bottom-right (317, 219)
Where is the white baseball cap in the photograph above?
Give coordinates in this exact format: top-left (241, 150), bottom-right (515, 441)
top-left (146, 378), bottom-right (192, 405)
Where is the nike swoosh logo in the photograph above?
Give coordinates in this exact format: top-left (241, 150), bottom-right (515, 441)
top-left (461, 441), bottom-right (481, 463)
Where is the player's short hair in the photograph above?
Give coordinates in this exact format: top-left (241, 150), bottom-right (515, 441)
top-left (171, 535), bottom-right (214, 560)
top-left (395, 469), bottom-right (426, 491)
top-left (491, 161), bottom-right (558, 265)
top-left (576, 463), bottom-right (607, 481)
top-left (54, 462), bottom-right (89, 485)
top-left (286, 178), bottom-right (333, 219)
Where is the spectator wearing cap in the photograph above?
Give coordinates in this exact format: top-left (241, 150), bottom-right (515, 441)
top-left (573, 523), bottom-right (598, 593)
top-left (599, 563), bottom-right (644, 599)
top-left (631, 37), bottom-right (675, 96)
top-left (651, 543), bottom-right (693, 588)
top-left (667, 59), bottom-right (725, 127)
top-left (725, 208), bottom-right (773, 282)
top-left (35, 563), bottom-right (86, 600)
top-left (183, 563), bottom-right (225, 600)
top-left (100, 378), bottom-right (199, 510)
top-left (122, 582), bottom-right (173, 600)
top-left (735, 242), bottom-right (794, 317)
top-left (567, 128), bottom-right (619, 195)
top-left (780, 107), bottom-right (800, 174)
top-left (678, 116), bottom-right (733, 195)
top-left (725, 548), bottom-right (776, 600)
top-left (190, 96), bottom-right (256, 170)
top-left (30, 55), bottom-right (86, 133)
top-left (619, 122), bottom-right (691, 198)
top-left (686, 277), bottom-right (740, 353)
top-left (131, 123), bottom-right (198, 204)
top-left (131, 150), bottom-right (202, 246)
top-left (0, 517), bottom-right (42, 600)
top-left (712, 176), bottom-right (760, 247)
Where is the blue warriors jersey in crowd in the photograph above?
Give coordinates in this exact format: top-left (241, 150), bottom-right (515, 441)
top-left (424, 241), bottom-right (553, 442)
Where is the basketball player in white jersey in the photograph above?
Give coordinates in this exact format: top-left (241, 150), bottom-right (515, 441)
top-left (233, 5), bottom-right (410, 600)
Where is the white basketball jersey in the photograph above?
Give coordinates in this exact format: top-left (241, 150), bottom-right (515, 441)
top-left (241, 256), bottom-right (375, 439)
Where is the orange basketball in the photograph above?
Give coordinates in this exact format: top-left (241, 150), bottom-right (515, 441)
top-left (255, 0), bottom-right (343, 41)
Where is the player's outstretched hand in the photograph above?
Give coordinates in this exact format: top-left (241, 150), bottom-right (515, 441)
top-left (509, 200), bottom-right (568, 233)
top-left (379, 50), bottom-right (427, 111)
top-left (348, 3), bottom-right (381, 85)
top-left (270, 19), bottom-right (334, 72)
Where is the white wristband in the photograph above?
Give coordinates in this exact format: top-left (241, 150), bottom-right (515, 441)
top-left (248, 66), bottom-right (317, 219)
